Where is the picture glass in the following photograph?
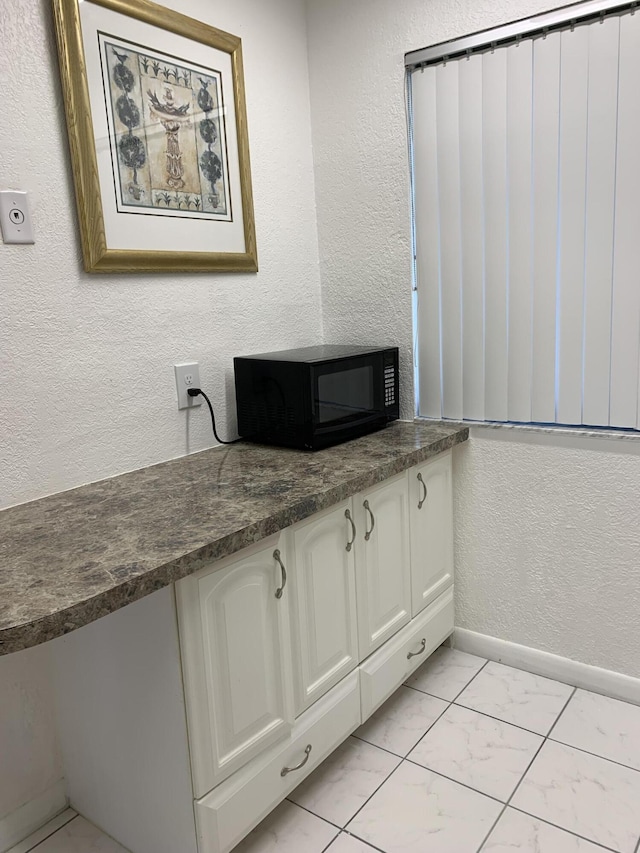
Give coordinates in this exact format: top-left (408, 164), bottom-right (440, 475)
top-left (100, 33), bottom-right (232, 222)
top-left (52, 0), bottom-right (257, 269)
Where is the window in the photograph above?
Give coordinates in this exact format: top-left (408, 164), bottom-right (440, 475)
top-left (407, 0), bottom-right (640, 429)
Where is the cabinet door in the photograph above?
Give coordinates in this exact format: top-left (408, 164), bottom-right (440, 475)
top-left (290, 500), bottom-right (359, 715)
top-left (409, 450), bottom-right (454, 616)
top-left (176, 535), bottom-right (294, 797)
top-left (354, 472), bottom-right (412, 659)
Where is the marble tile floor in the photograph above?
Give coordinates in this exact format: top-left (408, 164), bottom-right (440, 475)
top-left (20, 647), bottom-right (640, 853)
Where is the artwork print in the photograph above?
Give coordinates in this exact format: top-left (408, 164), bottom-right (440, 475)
top-left (99, 33), bottom-right (232, 221)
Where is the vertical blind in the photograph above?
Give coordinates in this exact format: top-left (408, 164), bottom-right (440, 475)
top-left (410, 7), bottom-right (640, 429)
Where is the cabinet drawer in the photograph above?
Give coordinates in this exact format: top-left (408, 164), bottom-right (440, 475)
top-left (359, 587), bottom-right (454, 721)
top-left (196, 671), bottom-right (361, 853)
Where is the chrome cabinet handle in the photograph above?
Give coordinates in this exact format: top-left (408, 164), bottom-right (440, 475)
top-left (417, 473), bottom-right (428, 510)
top-left (281, 744), bottom-right (312, 777)
top-left (407, 638), bottom-right (427, 660)
top-left (274, 549), bottom-right (287, 599)
top-left (363, 500), bottom-right (375, 541)
top-left (345, 509), bottom-right (356, 552)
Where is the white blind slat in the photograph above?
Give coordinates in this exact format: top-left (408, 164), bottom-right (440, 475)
top-left (436, 62), bottom-right (463, 420)
top-left (609, 12), bottom-right (640, 429)
top-left (557, 25), bottom-right (590, 427)
top-left (412, 68), bottom-right (442, 418)
top-left (531, 32), bottom-right (562, 424)
top-left (459, 53), bottom-right (485, 422)
top-left (482, 48), bottom-right (509, 422)
top-left (582, 16), bottom-right (620, 427)
top-left (506, 39), bottom-right (533, 424)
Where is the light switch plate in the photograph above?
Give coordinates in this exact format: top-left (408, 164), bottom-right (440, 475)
top-left (0, 191), bottom-right (35, 244)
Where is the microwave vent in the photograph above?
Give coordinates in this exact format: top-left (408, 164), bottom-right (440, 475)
top-left (238, 401), bottom-right (296, 440)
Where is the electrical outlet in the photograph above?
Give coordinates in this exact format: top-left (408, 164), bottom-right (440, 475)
top-left (174, 362), bottom-right (202, 410)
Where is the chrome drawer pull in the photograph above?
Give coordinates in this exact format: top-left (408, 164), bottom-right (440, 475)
top-left (281, 744), bottom-right (312, 777)
top-left (363, 500), bottom-right (375, 541)
top-left (417, 473), bottom-right (428, 510)
top-left (407, 638), bottom-right (427, 660)
top-left (274, 549), bottom-right (287, 599)
top-left (345, 509), bottom-right (356, 552)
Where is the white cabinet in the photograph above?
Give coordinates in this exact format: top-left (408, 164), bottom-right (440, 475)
top-left (409, 450), bottom-right (454, 616)
top-left (177, 450), bottom-right (456, 852)
top-left (289, 500), bottom-right (359, 715)
top-left (177, 535), bottom-right (294, 797)
top-left (354, 472), bottom-right (412, 659)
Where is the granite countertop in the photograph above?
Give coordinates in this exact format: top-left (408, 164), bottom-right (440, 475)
top-left (0, 421), bottom-right (467, 655)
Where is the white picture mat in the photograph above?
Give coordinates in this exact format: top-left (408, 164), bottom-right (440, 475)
top-left (80, 0), bottom-right (247, 254)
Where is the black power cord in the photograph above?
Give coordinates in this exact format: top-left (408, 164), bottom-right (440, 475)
top-left (187, 388), bottom-right (243, 445)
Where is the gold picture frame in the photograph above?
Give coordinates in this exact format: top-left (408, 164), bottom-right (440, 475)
top-left (52, 0), bottom-right (258, 273)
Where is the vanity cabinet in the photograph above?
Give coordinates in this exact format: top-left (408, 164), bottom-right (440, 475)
top-left (353, 472), bottom-right (412, 659)
top-left (409, 450), bottom-right (454, 616)
top-left (42, 427), bottom-right (465, 853)
top-left (289, 501), bottom-right (359, 715)
top-left (177, 451), bottom-right (455, 853)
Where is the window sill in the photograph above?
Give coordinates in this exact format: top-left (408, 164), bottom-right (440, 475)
top-left (414, 417), bottom-right (640, 454)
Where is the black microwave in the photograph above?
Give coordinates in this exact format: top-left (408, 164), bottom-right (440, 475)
top-left (234, 345), bottom-right (399, 450)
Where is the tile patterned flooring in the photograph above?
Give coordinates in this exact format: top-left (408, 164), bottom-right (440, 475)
top-left (19, 647), bottom-right (640, 853)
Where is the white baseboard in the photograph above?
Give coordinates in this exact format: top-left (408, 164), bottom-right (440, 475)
top-left (453, 628), bottom-right (640, 707)
top-left (0, 780), bottom-right (67, 853)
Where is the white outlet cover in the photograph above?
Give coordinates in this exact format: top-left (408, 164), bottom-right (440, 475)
top-left (0, 190), bottom-right (35, 244)
top-left (174, 362), bottom-right (202, 410)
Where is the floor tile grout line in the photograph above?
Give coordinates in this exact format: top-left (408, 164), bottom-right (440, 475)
top-left (403, 682), bottom-right (454, 700)
top-left (448, 685), bottom-right (640, 778)
top-left (474, 802), bottom-right (509, 853)
top-left (507, 805), bottom-right (625, 853)
top-left (352, 693), bottom-right (453, 760)
top-left (450, 658), bottom-right (491, 702)
top-left (319, 826), bottom-right (343, 853)
top-left (396, 656), bottom-right (492, 759)
top-left (476, 685), bottom-right (602, 853)
top-left (474, 732), bottom-right (549, 853)
top-left (343, 759), bottom-right (405, 834)
top-left (546, 734), bottom-right (640, 776)
top-left (546, 686), bottom-right (578, 740)
top-left (332, 828), bottom-right (388, 853)
top-left (402, 757), bottom-right (506, 804)
top-left (284, 799), bottom-right (344, 831)
top-left (451, 700), bottom-right (555, 737)
top-left (350, 731), bottom-right (405, 758)
top-left (28, 813), bottom-right (80, 852)
top-left (341, 830), bottom-right (390, 853)
top-left (403, 653), bottom-right (489, 704)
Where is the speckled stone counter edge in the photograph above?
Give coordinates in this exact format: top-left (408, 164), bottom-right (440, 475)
top-left (0, 426), bottom-right (467, 655)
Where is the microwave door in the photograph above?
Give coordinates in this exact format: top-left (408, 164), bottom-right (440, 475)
top-left (314, 362), bottom-right (382, 428)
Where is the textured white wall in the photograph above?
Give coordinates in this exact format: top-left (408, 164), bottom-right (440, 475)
top-left (0, 646), bottom-right (62, 822)
top-left (306, 0), bottom-right (640, 679)
top-left (0, 0), bottom-right (319, 831)
top-left (306, 0), bottom-right (570, 421)
top-left (454, 431), bottom-right (640, 679)
top-left (0, 0), bottom-right (322, 511)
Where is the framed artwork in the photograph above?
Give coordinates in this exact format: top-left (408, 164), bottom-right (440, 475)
top-left (52, 0), bottom-right (258, 272)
